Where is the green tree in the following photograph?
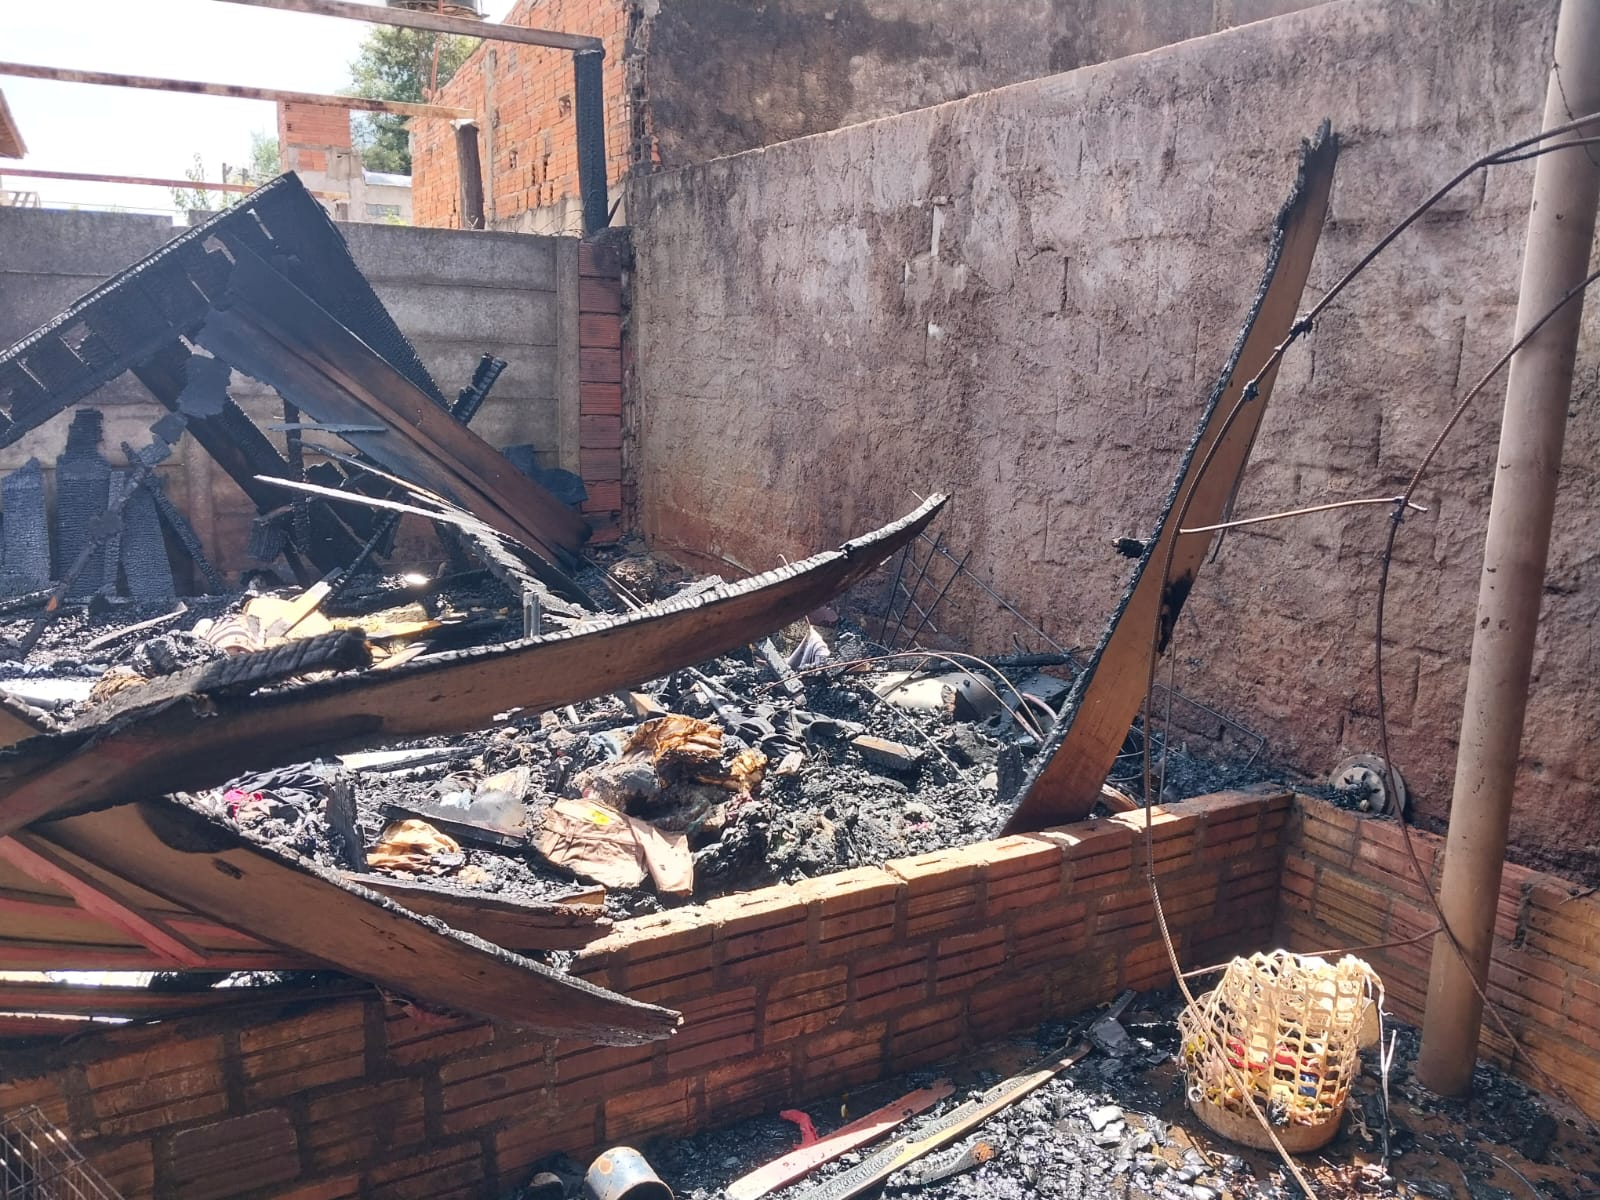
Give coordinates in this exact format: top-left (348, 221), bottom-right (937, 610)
top-left (170, 153), bottom-right (221, 213)
top-left (240, 130), bottom-right (281, 185)
top-left (346, 27), bottom-right (478, 175)
top-left (170, 132), bottom-right (279, 213)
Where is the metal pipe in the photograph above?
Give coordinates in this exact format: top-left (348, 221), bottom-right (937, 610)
top-left (0, 60), bottom-right (472, 119)
top-left (210, 0), bottom-right (603, 52)
top-left (1416, 0), bottom-right (1600, 1095)
top-left (574, 48), bottom-right (609, 237)
top-left (0, 166), bottom-right (341, 199)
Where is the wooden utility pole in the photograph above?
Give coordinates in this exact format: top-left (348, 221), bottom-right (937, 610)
top-left (1416, 0), bottom-right (1600, 1095)
top-left (0, 62), bottom-right (472, 119)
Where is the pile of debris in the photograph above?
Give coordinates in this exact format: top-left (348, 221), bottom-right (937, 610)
top-left (625, 996), bottom-right (1600, 1200)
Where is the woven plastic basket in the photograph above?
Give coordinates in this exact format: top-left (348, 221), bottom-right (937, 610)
top-left (1178, 951), bottom-right (1381, 1152)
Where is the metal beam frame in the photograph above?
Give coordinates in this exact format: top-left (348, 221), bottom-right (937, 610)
top-left (211, 0), bottom-right (603, 52)
top-left (0, 166), bottom-right (341, 199)
top-left (0, 61), bottom-right (473, 120)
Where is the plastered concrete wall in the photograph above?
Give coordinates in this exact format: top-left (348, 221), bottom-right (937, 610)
top-left (632, 0), bottom-right (1324, 169)
top-left (409, 0), bottom-right (1322, 230)
top-left (626, 0), bottom-right (1600, 875)
top-left (0, 207), bottom-right (572, 576)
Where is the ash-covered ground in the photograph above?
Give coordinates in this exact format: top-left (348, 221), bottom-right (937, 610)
top-left (0, 551), bottom-right (1281, 920)
top-left (529, 993), bottom-right (1600, 1200)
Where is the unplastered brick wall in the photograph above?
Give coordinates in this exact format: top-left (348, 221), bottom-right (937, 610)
top-left (1278, 795), bottom-right (1600, 1121)
top-left (0, 791), bottom-right (1287, 1199)
top-left (577, 239), bottom-right (624, 541)
top-left (410, 0), bottom-right (630, 231)
top-left (277, 102), bottom-right (352, 175)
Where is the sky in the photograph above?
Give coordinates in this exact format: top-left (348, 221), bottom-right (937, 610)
top-left (2, 0), bottom-right (515, 219)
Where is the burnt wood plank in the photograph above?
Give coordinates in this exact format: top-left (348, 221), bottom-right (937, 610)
top-left (1002, 128), bottom-right (1339, 834)
top-left (35, 798), bottom-right (680, 1042)
top-left (0, 495), bottom-right (945, 836)
top-left (344, 873), bottom-right (610, 951)
top-left (198, 247), bottom-right (590, 560)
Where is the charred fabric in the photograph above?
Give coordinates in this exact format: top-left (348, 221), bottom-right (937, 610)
top-left (0, 125), bottom-right (1335, 1055)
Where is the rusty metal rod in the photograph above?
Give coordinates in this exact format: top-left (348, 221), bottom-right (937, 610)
top-left (1416, 0), bottom-right (1600, 1096)
top-left (0, 61), bottom-right (473, 119)
top-left (0, 166), bottom-right (341, 199)
top-left (209, 0), bottom-right (603, 53)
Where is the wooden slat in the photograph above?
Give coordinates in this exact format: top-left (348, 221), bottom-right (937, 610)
top-left (0, 836), bottom-right (210, 966)
top-left (0, 496), bottom-right (945, 838)
top-left (345, 874), bottom-right (610, 951)
top-left (0, 979), bottom-right (365, 1020)
top-left (1005, 127), bottom-right (1339, 832)
top-left (0, 939), bottom-right (287, 972)
top-left (35, 801), bottom-right (679, 1042)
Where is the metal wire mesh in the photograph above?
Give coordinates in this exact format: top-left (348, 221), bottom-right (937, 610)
top-left (0, 1106), bottom-right (123, 1200)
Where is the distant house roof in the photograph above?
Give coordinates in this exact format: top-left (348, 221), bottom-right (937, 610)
top-left (0, 90), bottom-right (26, 159)
top-left (362, 169), bottom-right (412, 189)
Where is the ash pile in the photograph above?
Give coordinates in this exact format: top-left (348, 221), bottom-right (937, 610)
top-left (60, 557), bottom-right (1252, 919)
top-left (631, 993), bottom-right (1600, 1200)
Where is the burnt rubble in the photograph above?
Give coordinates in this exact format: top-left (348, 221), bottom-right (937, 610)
top-left (622, 997), bottom-right (1600, 1200)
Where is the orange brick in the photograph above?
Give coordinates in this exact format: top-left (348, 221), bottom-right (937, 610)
top-left (384, 1010), bottom-right (493, 1065)
top-left (706, 1053), bottom-right (792, 1118)
top-left (604, 1076), bottom-right (699, 1141)
top-left (303, 1079), bottom-right (426, 1172)
top-left (364, 1140), bottom-right (485, 1200)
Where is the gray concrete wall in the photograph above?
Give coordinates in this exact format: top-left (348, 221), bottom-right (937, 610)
top-left (630, 0), bottom-right (1326, 169)
top-left (626, 0), bottom-right (1600, 873)
top-left (0, 208), bottom-right (573, 574)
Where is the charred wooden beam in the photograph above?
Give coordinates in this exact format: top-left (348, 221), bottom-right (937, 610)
top-left (1001, 127), bottom-right (1339, 834)
top-left (0, 495), bottom-right (946, 836)
top-left (196, 244), bottom-right (592, 594)
top-left (33, 798), bottom-right (678, 1041)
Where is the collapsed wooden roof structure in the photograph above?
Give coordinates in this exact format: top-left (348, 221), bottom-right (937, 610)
top-left (0, 173), bottom-right (946, 1042)
top-left (0, 121), bottom-right (1340, 1047)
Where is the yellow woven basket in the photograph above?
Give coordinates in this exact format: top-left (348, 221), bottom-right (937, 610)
top-left (1178, 951), bottom-right (1382, 1153)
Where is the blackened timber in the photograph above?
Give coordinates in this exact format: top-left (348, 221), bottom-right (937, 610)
top-left (0, 495), bottom-right (946, 836)
top-left (342, 873), bottom-right (610, 951)
top-left (196, 246), bottom-right (590, 584)
top-left (1001, 127), bottom-right (1339, 834)
top-left (131, 341), bottom-right (362, 572)
top-left (35, 798), bottom-right (678, 1040)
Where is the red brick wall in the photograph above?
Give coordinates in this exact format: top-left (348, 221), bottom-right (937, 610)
top-left (1278, 796), bottom-right (1600, 1120)
top-left (0, 791), bottom-right (1287, 1199)
top-left (277, 102), bottom-right (351, 175)
top-left (411, 0), bottom-right (630, 230)
top-left (578, 239), bottom-right (623, 542)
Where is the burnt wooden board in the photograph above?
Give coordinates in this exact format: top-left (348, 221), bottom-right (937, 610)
top-left (1002, 128), bottom-right (1339, 834)
top-left (0, 495), bottom-right (945, 837)
top-left (34, 797), bottom-right (679, 1042)
top-left (345, 873), bottom-right (610, 951)
top-left (197, 246), bottom-right (589, 582)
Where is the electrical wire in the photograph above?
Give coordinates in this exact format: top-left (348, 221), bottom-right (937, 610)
top-left (1133, 113), bottom-right (1600, 1188)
